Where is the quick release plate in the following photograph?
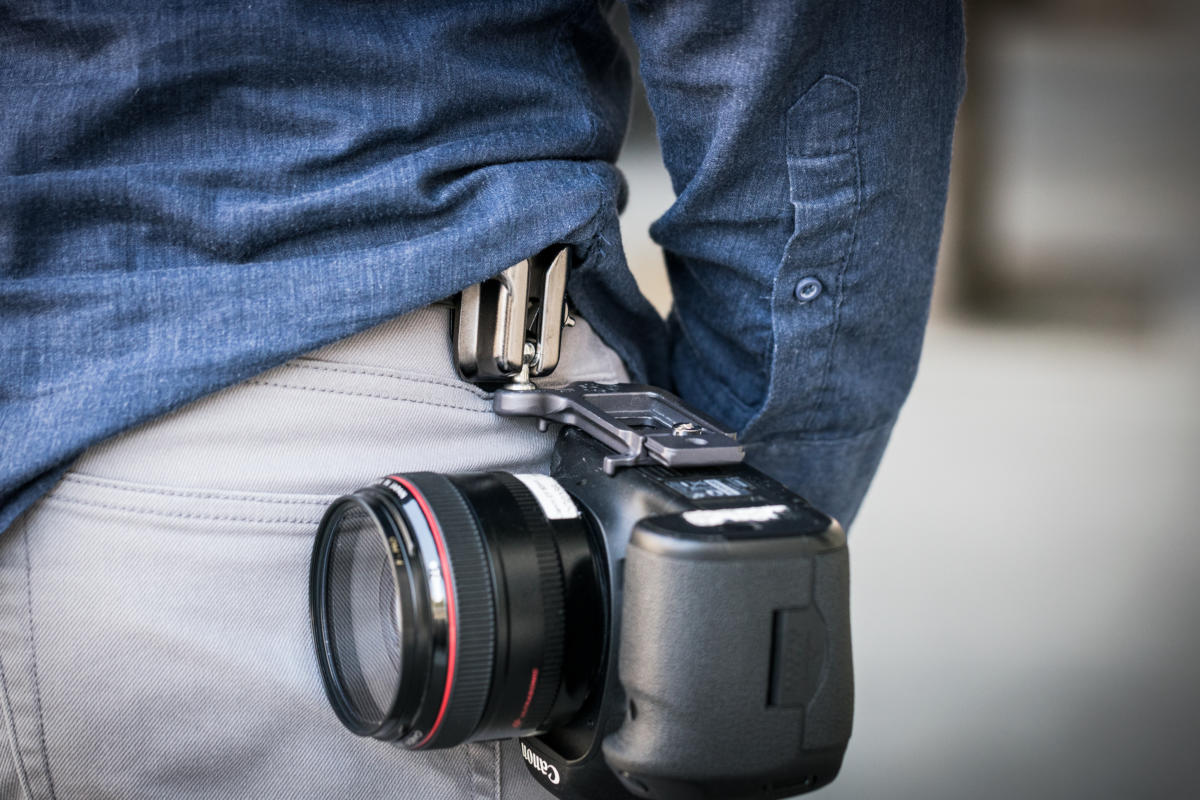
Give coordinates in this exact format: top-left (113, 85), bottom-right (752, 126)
top-left (494, 382), bottom-right (745, 474)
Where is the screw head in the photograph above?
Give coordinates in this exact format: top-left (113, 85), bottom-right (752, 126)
top-left (672, 422), bottom-right (701, 436)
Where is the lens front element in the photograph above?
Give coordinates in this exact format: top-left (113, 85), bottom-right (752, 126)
top-left (324, 504), bottom-right (404, 729)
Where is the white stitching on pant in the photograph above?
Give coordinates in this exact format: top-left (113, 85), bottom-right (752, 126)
top-left (60, 474), bottom-right (335, 505)
top-left (277, 361), bottom-right (627, 401)
top-left (21, 523), bottom-right (57, 800)
top-left (246, 379), bottom-right (495, 413)
top-left (494, 741), bottom-right (501, 800)
top-left (0, 652), bottom-right (34, 800)
top-left (42, 494), bottom-right (323, 526)
top-left (290, 359), bottom-right (492, 398)
top-left (0, 517), bottom-right (38, 800)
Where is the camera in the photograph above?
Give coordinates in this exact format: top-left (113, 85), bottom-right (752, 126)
top-left (308, 381), bottom-right (853, 800)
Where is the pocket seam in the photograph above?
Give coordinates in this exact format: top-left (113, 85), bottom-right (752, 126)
top-left (61, 474), bottom-right (333, 505)
top-left (245, 378), bottom-right (494, 414)
top-left (290, 358), bottom-right (492, 400)
top-left (42, 493), bottom-right (325, 526)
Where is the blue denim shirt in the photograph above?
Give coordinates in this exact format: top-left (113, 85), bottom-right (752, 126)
top-left (1, 1), bottom-right (964, 534)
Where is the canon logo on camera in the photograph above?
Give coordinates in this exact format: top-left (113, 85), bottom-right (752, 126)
top-left (520, 741), bottom-right (561, 785)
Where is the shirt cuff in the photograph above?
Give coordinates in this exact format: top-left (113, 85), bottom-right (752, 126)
top-left (742, 421), bottom-right (895, 530)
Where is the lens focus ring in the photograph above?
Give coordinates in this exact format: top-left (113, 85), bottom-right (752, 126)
top-left (493, 473), bottom-right (566, 734)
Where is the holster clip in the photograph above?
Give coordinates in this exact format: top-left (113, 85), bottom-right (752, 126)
top-left (451, 246), bottom-right (571, 389)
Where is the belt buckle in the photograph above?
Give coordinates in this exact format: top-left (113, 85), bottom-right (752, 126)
top-left (452, 246), bottom-right (572, 390)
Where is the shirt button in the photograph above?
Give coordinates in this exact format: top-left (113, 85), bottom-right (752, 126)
top-left (794, 277), bottom-right (823, 303)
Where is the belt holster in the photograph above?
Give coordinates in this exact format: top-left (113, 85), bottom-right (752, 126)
top-left (451, 247), bottom-right (571, 389)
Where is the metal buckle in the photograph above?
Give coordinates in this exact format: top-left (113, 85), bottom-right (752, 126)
top-left (452, 247), bottom-right (572, 389)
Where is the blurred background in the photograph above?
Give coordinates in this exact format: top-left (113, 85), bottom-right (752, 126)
top-left (611, 2), bottom-right (1200, 798)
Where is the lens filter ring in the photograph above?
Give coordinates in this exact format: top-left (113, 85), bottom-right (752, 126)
top-left (390, 473), bottom-right (497, 749)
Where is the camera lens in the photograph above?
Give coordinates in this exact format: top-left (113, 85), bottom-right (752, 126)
top-left (323, 505), bottom-right (404, 728)
top-left (309, 472), bottom-right (604, 749)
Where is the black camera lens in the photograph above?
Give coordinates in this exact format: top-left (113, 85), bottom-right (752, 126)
top-left (310, 472), bottom-right (604, 749)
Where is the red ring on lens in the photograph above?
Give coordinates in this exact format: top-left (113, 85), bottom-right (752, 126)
top-left (389, 475), bottom-right (457, 748)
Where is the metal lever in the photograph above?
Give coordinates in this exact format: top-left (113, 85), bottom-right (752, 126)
top-left (452, 247), bottom-right (570, 389)
top-left (494, 382), bottom-right (745, 474)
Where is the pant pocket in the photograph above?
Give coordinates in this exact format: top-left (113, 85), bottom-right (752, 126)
top-left (3, 475), bottom-right (499, 800)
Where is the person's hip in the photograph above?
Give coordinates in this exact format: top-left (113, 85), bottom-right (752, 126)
top-left (0, 305), bottom-right (627, 800)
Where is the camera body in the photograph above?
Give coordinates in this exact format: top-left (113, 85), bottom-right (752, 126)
top-left (309, 382), bottom-right (852, 800)
top-left (521, 407), bottom-right (852, 800)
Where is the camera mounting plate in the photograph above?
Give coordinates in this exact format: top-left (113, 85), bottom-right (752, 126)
top-left (494, 382), bottom-right (745, 474)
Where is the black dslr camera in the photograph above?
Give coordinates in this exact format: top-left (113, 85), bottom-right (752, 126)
top-left (308, 252), bottom-right (853, 799)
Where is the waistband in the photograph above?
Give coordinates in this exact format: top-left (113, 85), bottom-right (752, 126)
top-left (61, 305), bottom-right (629, 501)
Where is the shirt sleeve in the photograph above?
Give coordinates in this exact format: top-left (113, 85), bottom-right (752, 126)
top-left (623, 0), bottom-right (965, 526)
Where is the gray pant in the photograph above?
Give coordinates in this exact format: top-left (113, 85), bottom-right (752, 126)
top-left (1, 307), bottom-right (628, 800)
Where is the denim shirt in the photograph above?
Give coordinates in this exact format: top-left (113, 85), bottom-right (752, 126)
top-left (1, 1), bottom-right (964, 534)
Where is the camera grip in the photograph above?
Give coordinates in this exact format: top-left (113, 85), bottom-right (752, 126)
top-left (602, 519), bottom-right (851, 799)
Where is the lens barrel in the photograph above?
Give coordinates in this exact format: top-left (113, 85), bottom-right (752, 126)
top-left (310, 472), bottom-right (603, 749)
